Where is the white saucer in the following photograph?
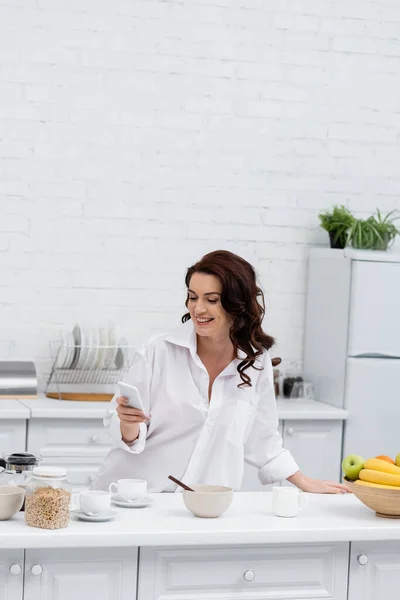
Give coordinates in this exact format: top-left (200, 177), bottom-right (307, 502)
top-left (111, 494), bottom-right (153, 508)
top-left (71, 509), bottom-right (117, 522)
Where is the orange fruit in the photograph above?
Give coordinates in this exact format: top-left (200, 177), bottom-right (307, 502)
top-left (376, 455), bottom-right (395, 464)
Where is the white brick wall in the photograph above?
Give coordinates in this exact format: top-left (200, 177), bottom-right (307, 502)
top-left (1, 0), bottom-right (400, 389)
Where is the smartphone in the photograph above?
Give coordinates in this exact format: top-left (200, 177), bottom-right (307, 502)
top-left (117, 381), bottom-right (145, 413)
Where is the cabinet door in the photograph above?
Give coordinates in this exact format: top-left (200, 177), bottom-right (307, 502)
top-left (0, 549), bottom-right (24, 600)
top-left (0, 421), bottom-right (26, 454)
top-left (139, 543), bottom-right (349, 600)
top-left (282, 420), bottom-right (342, 484)
top-left (343, 358), bottom-right (400, 460)
top-left (349, 541), bottom-right (400, 600)
top-left (27, 419), bottom-right (112, 458)
top-left (24, 548), bottom-right (137, 600)
top-left (241, 422), bottom-right (283, 491)
top-left (348, 261), bottom-right (400, 357)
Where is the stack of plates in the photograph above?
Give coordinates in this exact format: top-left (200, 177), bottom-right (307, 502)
top-left (56, 321), bottom-right (128, 371)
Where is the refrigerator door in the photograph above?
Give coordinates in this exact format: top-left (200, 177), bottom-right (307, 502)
top-left (343, 358), bottom-right (400, 460)
top-left (348, 261), bottom-right (400, 357)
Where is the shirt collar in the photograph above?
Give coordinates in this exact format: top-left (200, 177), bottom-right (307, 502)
top-left (164, 320), bottom-right (249, 376)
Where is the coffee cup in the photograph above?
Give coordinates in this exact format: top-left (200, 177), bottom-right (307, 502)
top-left (108, 478), bottom-right (147, 502)
top-left (79, 490), bottom-right (111, 516)
top-left (272, 486), bottom-right (308, 518)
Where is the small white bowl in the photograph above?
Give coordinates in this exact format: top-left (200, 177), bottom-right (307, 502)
top-left (183, 484), bottom-right (233, 518)
top-left (0, 486), bottom-right (25, 520)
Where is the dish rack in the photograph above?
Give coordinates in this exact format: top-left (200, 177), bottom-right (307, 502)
top-left (45, 341), bottom-right (138, 402)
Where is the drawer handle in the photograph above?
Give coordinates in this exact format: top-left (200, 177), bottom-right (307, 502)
top-left (243, 570), bottom-right (255, 582)
top-left (9, 564), bottom-right (22, 575)
top-left (90, 435), bottom-right (98, 443)
top-left (287, 427), bottom-right (295, 436)
top-left (31, 565), bottom-right (43, 576)
top-left (358, 554), bottom-right (369, 565)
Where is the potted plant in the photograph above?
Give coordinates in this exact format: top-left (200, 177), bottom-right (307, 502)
top-left (347, 209), bottom-right (400, 251)
top-left (318, 205), bottom-right (355, 249)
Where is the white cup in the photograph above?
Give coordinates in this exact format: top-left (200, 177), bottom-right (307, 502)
top-left (108, 478), bottom-right (147, 501)
top-left (79, 490), bottom-right (111, 516)
top-left (272, 486), bottom-right (308, 518)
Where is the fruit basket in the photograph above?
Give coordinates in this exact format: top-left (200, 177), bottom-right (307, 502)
top-left (343, 477), bottom-right (400, 519)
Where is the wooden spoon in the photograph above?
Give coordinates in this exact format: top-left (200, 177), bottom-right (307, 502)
top-left (168, 475), bottom-right (194, 492)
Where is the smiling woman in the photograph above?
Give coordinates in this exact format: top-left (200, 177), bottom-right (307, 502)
top-left (92, 250), bottom-right (348, 496)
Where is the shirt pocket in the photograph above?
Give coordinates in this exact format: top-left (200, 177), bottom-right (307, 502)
top-left (226, 396), bottom-right (256, 447)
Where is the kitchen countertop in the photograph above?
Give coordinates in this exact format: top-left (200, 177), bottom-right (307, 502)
top-left (0, 400), bottom-right (31, 419)
top-left (0, 492), bottom-right (398, 549)
top-left (13, 396), bottom-right (348, 420)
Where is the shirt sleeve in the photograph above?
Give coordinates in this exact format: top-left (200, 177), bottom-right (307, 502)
top-left (244, 352), bottom-right (300, 485)
top-left (103, 347), bottom-right (152, 454)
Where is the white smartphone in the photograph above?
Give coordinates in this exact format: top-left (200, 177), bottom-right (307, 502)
top-left (117, 381), bottom-right (145, 413)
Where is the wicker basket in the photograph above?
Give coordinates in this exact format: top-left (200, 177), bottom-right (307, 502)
top-left (344, 477), bottom-right (400, 518)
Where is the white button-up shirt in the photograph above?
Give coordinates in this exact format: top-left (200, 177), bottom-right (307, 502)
top-left (92, 321), bottom-right (299, 492)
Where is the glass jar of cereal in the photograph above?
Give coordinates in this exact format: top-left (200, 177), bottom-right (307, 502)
top-left (25, 466), bottom-right (71, 529)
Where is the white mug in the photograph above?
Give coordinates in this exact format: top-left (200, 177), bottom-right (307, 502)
top-left (109, 478), bottom-right (147, 501)
top-left (272, 486), bottom-right (308, 518)
top-left (79, 490), bottom-right (111, 516)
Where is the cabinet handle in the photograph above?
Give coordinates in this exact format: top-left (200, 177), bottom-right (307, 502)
top-left (90, 435), bottom-right (98, 443)
top-left (9, 564), bottom-right (22, 575)
top-left (31, 565), bottom-right (43, 576)
top-left (287, 427), bottom-right (295, 436)
top-left (87, 475), bottom-right (95, 484)
top-left (243, 570), bottom-right (255, 582)
top-left (357, 554), bottom-right (369, 566)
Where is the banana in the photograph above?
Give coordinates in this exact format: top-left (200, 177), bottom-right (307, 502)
top-left (359, 468), bottom-right (400, 487)
top-left (355, 480), bottom-right (400, 490)
top-left (364, 458), bottom-right (400, 475)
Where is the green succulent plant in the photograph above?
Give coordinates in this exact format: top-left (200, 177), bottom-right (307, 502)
top-left (318, 205), bottom-right (355, 249)
top-left (348, 209), bottom-right (400, 250)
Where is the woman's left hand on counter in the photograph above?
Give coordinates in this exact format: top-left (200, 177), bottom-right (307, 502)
top-left (287, 471), bottom-right (350, 494)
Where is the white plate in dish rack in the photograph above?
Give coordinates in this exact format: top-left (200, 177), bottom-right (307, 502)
top-left (58, 332), bottom-right (75, 369)
top-left (84, 323), bottom-right (99, 370)
top-left (103, 320), bottom-right (118, 369)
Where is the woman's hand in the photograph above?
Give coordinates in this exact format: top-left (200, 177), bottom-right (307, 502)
top-left (116, 396), bottom-right (150, 445)
top-left (287, 471), bottom-right (349, 494)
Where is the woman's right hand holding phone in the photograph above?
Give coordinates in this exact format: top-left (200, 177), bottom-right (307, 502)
top-left (116, 396), bottom-right (150, 444)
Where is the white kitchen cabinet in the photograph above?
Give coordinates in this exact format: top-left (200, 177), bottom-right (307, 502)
top-left (24, 548), bottom-right (137, 600)
top-left (0, 421), bottom-right (26, 455)
top-left (0, 549), bottom-right (24, 600)
top-left (349, 541), bottom-right (400, 600)
top-left (27, 419), bottom-right (112, 457)
top-left (26, 419), bottom-right (112, 491)
top-left (282, 420), bottom-right (342, 483)
top-left (348, 261), bottom-right (400, 357)
top-left (304, 248), bottom-right (400, 464)
top-left (343, 358), bottom-right (400, 459)
top-left (138, 543), bottom-right (349, 600)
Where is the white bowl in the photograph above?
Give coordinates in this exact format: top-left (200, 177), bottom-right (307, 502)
top-left (0, 486), bottom-right (25, 520)
top-left (183, 484), bottom-right (233, 518)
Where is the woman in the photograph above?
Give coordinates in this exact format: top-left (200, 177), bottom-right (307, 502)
top-left (93, 250), bottom-right (347, 494)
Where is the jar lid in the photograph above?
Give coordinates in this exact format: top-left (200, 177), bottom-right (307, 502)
top-left (32, 466), bottom-right (66, 479)
top-left (6, 453), bottom-right (39, 466)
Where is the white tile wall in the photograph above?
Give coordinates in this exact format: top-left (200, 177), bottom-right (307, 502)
top-left (1, 0), bottom-right (400, 389)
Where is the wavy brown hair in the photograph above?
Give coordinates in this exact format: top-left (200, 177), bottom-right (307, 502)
top-left (182, 250), bottom-right (275, 387)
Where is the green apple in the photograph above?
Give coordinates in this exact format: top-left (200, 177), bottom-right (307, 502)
top-left (342, 454), bottom-right (365, 480)
top-left (395, 453), bottom-right (400, 468)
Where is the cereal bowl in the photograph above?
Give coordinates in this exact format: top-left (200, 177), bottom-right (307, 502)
top-left (0, 486), bottom-right (25, 520)
top-left (183, 484), bottom-right (233, 518)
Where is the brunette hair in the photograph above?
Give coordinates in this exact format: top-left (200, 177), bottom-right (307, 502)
top-left (182, 250), bottom-right (275, 387)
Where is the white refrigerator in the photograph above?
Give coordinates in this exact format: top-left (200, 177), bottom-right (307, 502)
top-left (303, 248), bottom-right (400, 462)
